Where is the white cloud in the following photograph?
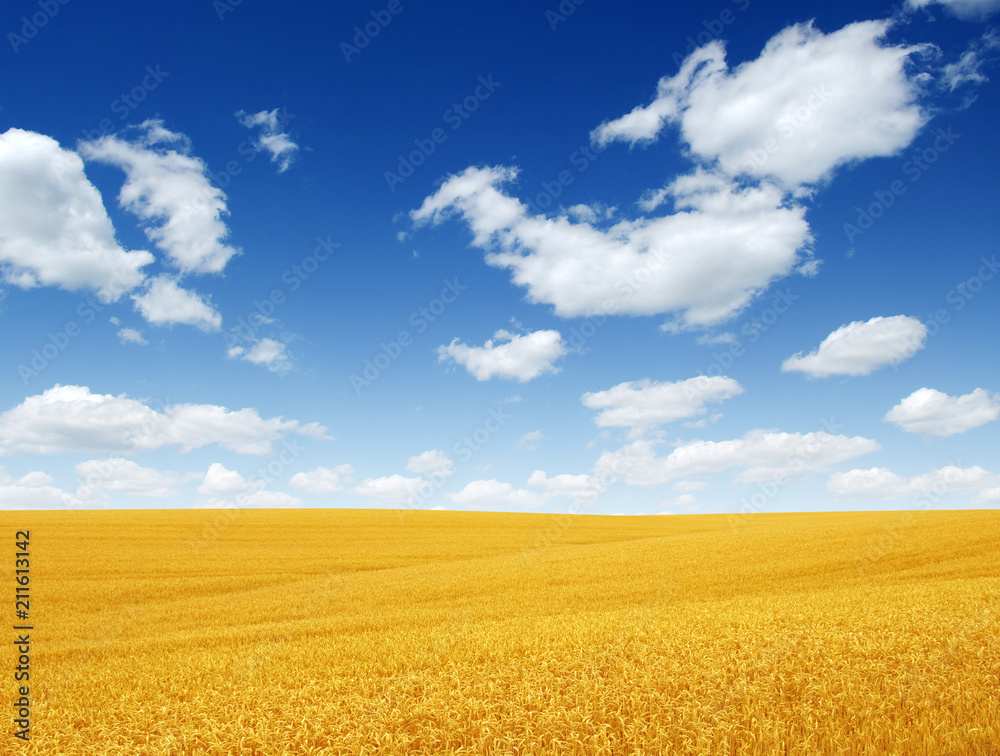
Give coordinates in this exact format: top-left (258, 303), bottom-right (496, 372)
top-left (782, 315), bottom-right (927, 378)
top-left (526, 470), bottom-right (601, 504)
top-left (447, 479), bottom-right (553, 509)
top-left (237, 108), bottom-right (300, 173)
top-left (974, 487), bottom-right (1000, 504)
top-left (438, 328), bottom-right (566, 382)
top-left (117, 327), bottom-right (148, 345)
top-left (0, 385), bottom-right (328, 456)
top-left (132, 276), bottom-right (222, 332)
top-left (907, 0), bottom-right (1000, 20)
top-left (290, 464), bottom-right (356, 494)
top-left (0, 128), bottom-right (152, 301)
top-left (662, 494), bottom-right (700, 511)
top-left (411, 165), bottom-right (812, 328)
top-left (0, 481), bottom-right (81, 510)
top-left (406, 450), bottom-right (455, 478)
top-left (582, 376), bottom-right (742, 432)
top-left (594, 430), bottom-right (879, 486)
top-left (197, 462), bottom-right (260, 496)
top-left (227, 337), bottom-right (292, 372)
top-left (76, 458), bottom-right (192, 499)
top-left (592, 21), bottom-right (927, 188)
top-left (78, 120), bottom-right (240, 275)
top-left (884, 387), bottom-right (1000, 436)
top-left (517, 430), bottom-right (543, 450)
top-left (352, 474), bottom-right (429, 505)
top-left (237, 490), bottom-right (302, 508)
top-left (828, 465), bottom-right (1000, 500)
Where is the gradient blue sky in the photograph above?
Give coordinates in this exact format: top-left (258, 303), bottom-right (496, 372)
top-left (1, 0), bottom-right (998, 515)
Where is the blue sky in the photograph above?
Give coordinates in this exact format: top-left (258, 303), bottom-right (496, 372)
top-left (1, 0), bottom-right (998, 515)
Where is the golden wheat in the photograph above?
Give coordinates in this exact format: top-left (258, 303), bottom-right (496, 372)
top-left (2, 509), bottom-right (997, 755)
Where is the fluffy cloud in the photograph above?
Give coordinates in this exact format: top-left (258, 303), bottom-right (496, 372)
top-left (592, 21), bottom-right (926, 188)
top-left (0, 128), bottom-right (152, 301)
top-left (526, 470), bottom-right (601, 504)
top-left (582, 376), bottom-right (742, 431)
top-left (352, 474), bottom-right (429, 505)
top-left (198, 462), bottom-right (260, 496)
top-left (78, 120), bottom-right (240, 275)
top-left (828, 465), bottom-right (1000, 500)
top-left (237, 108), bottom-right (300, 173)
top-left (412, 166), bottom-right (811, 328)
top-left (236, 490), bottom-right (302, 508)
top-left (594, 430), bottom-right (880, 486)
top-left (290, 464), bottom-right (356, 494)
top-left (0, 465), bottom-right (81, 510)
top-left (907, 0), bottom-right (1000, 19)
top-left (131, 275), bottom-right (222, 332)
top-left (0, 385), bottom-right (328, 456)
top-left (406, 450), bottom-right (455, 478)
top-left (782, 315), bottom-right (927, 378)
top-left (438, 328), bottom-right (567, 381)
top-left (227, 337), bottom-right (293, 372)
top-left (117, 328), bottom-right (148, 345)
top-left (884, 387), bottom-right (1000, 436)
top-left (76, 458), bottom-right (193, 499)
top-left (447, 479), bottom-right (552, 509)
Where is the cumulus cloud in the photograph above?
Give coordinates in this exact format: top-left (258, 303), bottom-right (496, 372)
top-left (227, 337), bottom-right (293, 372)
top-left (782, 315), bottom-right (927, 378)
top-left (412, 166), bottom-right (811, 328)
top-left (447, 479), bottom-right (553, 509)
top-left (352, 474), bottom-right (429, 505)
top-left (237, 108), bottom-right (300, 173)
top-left (0, 385), bottom-right (328, 457)
top-left (78, 120), bottom-right (240, 275)
top-left (581, 376), bottom-right (742, 432)
top-left (907, 0), bottom-right (1000, 19)
top-left (131, 276), bottom-right (222, 332)
top-left (884, 387), bottom-right (1000, 436)
top-left (438, 328), bottom-right (567, 381)
top-left (0, 128), bottom-right (152, 301)
top-left (828, 465), bottom-right (1000, 500)
top-left (76, 458), bottom-right (194, 499)
top-left (526, 470), bottom-right (601, 504)
top-left (594, 430), bottom-right (879, 486)
top-left (592, 21), bottom-right (927, 188)
top-left (117, 327), bottom-right (148, 345)
top-left (197, 462), bottom-right (260, 496)
top-left (406, 450), bottom-right (455, 478)
top-left (290, 464), bottom-right (356, 494)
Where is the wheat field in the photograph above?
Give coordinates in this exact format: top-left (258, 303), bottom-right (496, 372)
top-left (2, 508), bottom-right (997, 755)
